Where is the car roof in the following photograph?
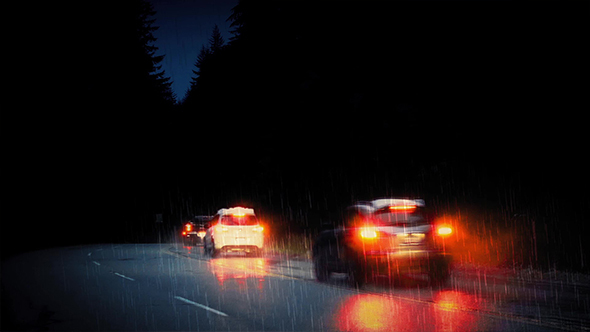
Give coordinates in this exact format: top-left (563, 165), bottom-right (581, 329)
top-left (217, 206), bottom-right (255, 216)
top-left (349, 198), bottom-right (425, 213)
top-left (371, 198), bottom-right (424, 209)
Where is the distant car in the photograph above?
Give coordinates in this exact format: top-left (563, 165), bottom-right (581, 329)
top-left (312, 198), bottom-right (453, 286)
top-left (181, 216), bottom-right (211, 245)
top-left (204, 207), bottom-right (264, 257)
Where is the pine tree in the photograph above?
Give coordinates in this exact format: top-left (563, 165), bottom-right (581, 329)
top-left (209, 24), bottom-right (225, 54)
top-left (191, 45), bottom-right (211, 87)
top-left (84, 0), bottom-right (175, 111)
top-left (183, 25), bottom-right (226, 106)
top-left (130, 0), bottom-right (176, 107)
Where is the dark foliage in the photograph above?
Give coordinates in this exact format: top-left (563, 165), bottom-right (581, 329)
top-left (3, 0), bottom-right (177, 257)
top-left (173, 1), bottom-right (588, 271)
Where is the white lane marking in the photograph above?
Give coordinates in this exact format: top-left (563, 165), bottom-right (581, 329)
top-left (92, 261), bottom-right (100, 266)
top-left (114, 272), bottom-right (135, 281)
top-left (174, 296), bottom-right (229, 317)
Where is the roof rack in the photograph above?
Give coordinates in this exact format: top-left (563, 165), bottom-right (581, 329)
top-left (217, 206), bottom-right (255, 216)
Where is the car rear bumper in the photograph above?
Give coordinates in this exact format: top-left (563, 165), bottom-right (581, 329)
top-left (219, 245), bottom-right (261, 254)
top-left (360, 250), bottom-right (451, 273)
top-left (214, 235), bottom-right (263, 250)
top-left (183, 232), bottom-right (204, 242)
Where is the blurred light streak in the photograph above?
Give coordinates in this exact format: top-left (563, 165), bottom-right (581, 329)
top-left (334, 291), bottom-right (485, 332)
top-left (208, 257), bottom-right (267, 290)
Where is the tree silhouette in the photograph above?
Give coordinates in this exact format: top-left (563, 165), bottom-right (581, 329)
top-left (167, 0), bottom-right (589, 271)
top-left (209, 24), bottom-right (225, 54)
top-left (6, 0), bottom-right (180, 250)
top-left (119, 0), bottom-right (175, 110)
top-left (183, 24), bottom-right (226, 107)
top-left (191, 45), bottom-right (210, 86)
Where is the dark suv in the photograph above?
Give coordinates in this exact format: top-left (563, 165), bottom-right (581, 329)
top-left (181, 216), bottom-right (211, 245)
top-left (312, 198), bottom-right (452, 286)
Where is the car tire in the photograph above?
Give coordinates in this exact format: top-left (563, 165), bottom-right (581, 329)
top-left (209, 240), bottom-right (220, 258)
top-left (314, 246), bottom-right (330, 282)
top-left (428, 258), bottom-right (450, 287)
top-left (347, 257), bottom-right (367, 288)
top-left (204, 240), bottom-right (213, 256)
top-left (248, 248), bottom-right (262, 257)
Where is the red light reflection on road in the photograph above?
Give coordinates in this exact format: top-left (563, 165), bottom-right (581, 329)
top-left (183, 245), bottom-right (193, 255)
top-left (335, 294), bottom-right (408, 332)
top-left (433, 290), bottom-right (481, 332)
top-left (208, 257), bottom-right (267, 290)
top-left (334, 291), bottom-right (485, 332)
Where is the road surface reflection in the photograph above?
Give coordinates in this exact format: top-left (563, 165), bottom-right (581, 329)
top-left (208, 257), bottom-right (267, 291)
top-left (334, 290), bottom-right (485, 332)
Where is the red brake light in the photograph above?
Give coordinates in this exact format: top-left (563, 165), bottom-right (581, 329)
top-left (437, 226), bottom-right (453, 236)
top-left (360, 226), bottom-right (378, 239)
top-left (182, 231), bottom-right (187, 236)
top-left (389, 205), bottom-right (416, 212)
top-left (185, 223), bottom-right (192, 232)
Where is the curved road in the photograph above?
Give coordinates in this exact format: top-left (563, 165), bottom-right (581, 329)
top-left (2, 244), bottom-right (588, 331)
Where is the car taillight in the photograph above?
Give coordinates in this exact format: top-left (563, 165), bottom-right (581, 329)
top-left (185, 223), bottom-right (192, 232)
top-left (389, 205), bottom-right (416, 212)
top-left (360, 226), bottom-right (378, 239)
top-left (437, 226), bottom-right (453, 236)
top-left (182, 231), bottom-right (187, 236)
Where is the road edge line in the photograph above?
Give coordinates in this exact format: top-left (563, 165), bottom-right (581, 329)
top-left (174, 296), bottom-right (229, 317)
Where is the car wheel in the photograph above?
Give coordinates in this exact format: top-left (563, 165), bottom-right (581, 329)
top-left (204, 239), bottom-right (213, 256)
top-left (428, 258), bottom-right (450, 287)
top-left (347, 257), bottom-right (367, 288)
top-left (208, 240), bottom-right (219, 258)
top-left (314, 246), bottom-right (330, 282)
top-left (248, 248), bottom-right (262, 257)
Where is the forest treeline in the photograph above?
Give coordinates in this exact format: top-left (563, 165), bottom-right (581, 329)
top-left (174, 1), bottom-right (586, 210)
top-left (171, 1), bottom-right (588, 271)
top-left (6, 1), bottom-right (587, 270)
top-left (5, 0), bottom-right (177, 255)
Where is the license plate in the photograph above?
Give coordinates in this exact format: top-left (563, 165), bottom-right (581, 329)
top-left (401, 234), bottom-right (424, 245)
top-left (403, 239), bottom-right (420, 245)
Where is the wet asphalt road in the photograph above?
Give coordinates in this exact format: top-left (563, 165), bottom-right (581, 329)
top-left (2, 243), bottom-right (588, 331)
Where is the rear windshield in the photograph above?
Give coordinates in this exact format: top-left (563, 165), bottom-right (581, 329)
top-left (373, 208), bottom-right (428, 226)
top-left (220, 215), bottom-right (258, 226)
